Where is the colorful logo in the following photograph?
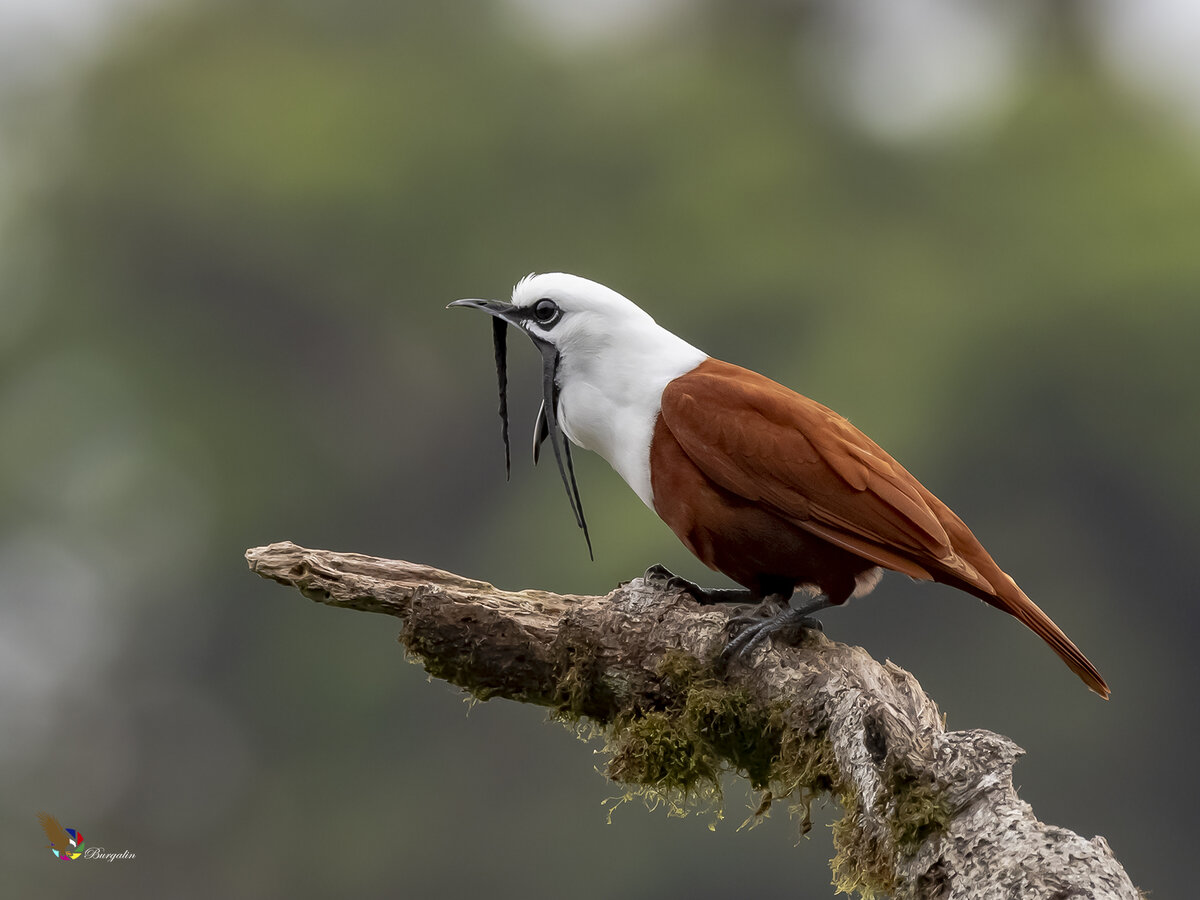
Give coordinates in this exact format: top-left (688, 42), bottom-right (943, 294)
top-left (38, 813), bottom-right (85, 861)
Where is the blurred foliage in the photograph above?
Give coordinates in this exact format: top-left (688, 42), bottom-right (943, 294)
top-left (1, 0), bottom-right (1198, 897)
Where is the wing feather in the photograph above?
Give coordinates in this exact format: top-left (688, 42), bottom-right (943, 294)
top-left (659, 361), bottom-right (980, 586)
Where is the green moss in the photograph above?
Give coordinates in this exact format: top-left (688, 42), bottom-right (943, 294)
top-left (682, 679), bottom-right (781, 790)
top-left (607, 709), bottom-right (718, 793)
top-left (886, 766), bottom-right (953, 856)
top-left (552, 643), bottom-right (606, 719)
top-left (654, 648), bottom-right (708, 686)
top-left (400, 630), bottom-right (483, 696)
top-left (409, 634), bottom-right (950, 898)
top-left (599, 653), bottom-right (731, 816)
top-left (545, 647), bottom-right (948, 898)
top-left (830, 795), bottom-right (893, 898)
top-left (827, 759), bottom-right (953, 896)
top-left (550, 636), bottom-right (636, 724)
top-left (555, 649), bottom-right (846, 830)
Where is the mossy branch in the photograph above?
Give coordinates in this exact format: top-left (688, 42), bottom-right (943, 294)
top-left (245, 541), bottom-right (1138, 900)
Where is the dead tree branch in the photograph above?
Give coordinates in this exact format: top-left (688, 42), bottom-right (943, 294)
top-left (245, 540), bottom-right (1138, 900)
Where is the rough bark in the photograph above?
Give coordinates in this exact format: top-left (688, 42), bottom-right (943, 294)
top-left (245, 540), bottom-right (1139, 900)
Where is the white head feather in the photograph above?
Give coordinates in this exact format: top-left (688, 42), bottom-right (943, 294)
top-left (510, 273), bottom-right (707, 508)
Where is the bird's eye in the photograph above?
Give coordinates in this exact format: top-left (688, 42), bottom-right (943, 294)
top-left (532, 298), bottom-right (560, 325)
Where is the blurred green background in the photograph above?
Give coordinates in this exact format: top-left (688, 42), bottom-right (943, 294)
top-left (2, 0), bottom-right (1197, 896)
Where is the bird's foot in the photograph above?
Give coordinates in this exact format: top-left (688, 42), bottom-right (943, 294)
top-left (642, 563), bottom-right (696, 593)
top-left (723, 599), bottom-right (788, 628)
top-left (642, 564), bottom-right (752, 606)
top-left (718, 607), bottom-right (824, 672)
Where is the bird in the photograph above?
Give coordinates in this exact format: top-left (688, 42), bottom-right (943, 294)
top-left (38, 812), bottom-right (76, 855)
top-left (449, 273), bottom-right (1109, 698)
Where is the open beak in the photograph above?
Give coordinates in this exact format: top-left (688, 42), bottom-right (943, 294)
top-left (446, 297), bottom-right (522, 324)
top-left (448, 295), bottom-right (593, 560)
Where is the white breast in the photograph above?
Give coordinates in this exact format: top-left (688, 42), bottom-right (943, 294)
top-left (556, 326), bottom-right (706, 508)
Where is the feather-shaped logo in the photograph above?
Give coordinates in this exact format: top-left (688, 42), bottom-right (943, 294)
top-left (38, 812), bottom-right (85, 861)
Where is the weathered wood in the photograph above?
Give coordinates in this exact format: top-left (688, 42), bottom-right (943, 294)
top-left (246, 540), bottom-right (1139, 900)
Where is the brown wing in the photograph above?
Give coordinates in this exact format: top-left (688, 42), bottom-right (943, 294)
top-left (38, 812), bottom-right (72, 851)
top-left (660, 359), bottom-right (989, 589)
top-left (660, 359), bottom-right (1110, 698)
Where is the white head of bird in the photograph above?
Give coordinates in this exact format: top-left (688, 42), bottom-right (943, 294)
top-left (451, 273), bottom-right (705, 509)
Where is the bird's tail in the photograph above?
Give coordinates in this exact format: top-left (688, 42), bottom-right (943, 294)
top-left (956, 572), bottom-right (1110, 699)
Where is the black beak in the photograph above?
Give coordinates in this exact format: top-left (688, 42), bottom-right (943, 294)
top-left (448, 297), bottom-right (593, 560)
top-left (446, 297), bottom-right (522, 324)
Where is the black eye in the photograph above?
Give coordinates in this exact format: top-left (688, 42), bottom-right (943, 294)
top-left (532, 298), bottom-right (560, 325)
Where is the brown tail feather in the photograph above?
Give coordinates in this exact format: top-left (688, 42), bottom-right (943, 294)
top-left (953, 573), bottom-right (1109, 699)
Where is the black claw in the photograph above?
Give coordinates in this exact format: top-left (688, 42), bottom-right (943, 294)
top-left (725, 604), bottom-right (785, 632)
top-left (643, 565), bottom-right (685, 591)
top-left (718, 608), bottom-right (825, 672)
top-left (643, 563), bottom-right (677, 582)
top-left (641, 565), bottom-right (711, 602)
top-left (719, 621), bottom-right (773, 669)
